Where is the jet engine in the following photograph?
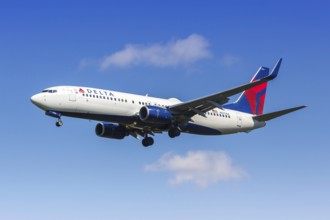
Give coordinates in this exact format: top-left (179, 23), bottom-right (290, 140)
top-left (95, 123), bottom-right (128, 139)
top-left (139, 106), bottom-right (173, 124)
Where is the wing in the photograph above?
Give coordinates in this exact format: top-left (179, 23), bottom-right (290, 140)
top-left (169, 59), bottom-right (282, 120)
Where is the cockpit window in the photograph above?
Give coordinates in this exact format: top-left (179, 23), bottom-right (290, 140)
top-left (41, 90), bottom-right (57, 93)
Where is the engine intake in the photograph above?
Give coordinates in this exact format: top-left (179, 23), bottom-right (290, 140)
top-left (139, 106), bottom-right (173, 124)
top-left (95, 123), bottom-right (128, 139)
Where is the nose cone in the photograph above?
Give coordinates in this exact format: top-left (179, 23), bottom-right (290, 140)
top-left (30, 94), bottom-right (39, 105)
top-left (30, 93), bottom-right (44, 109)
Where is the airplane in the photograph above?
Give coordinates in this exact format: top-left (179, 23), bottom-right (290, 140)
top-left (31, 59), bottom-right (305, 147)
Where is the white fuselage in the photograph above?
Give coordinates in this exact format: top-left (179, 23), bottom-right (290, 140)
top-left (31, 86), bottom-right (266, 135)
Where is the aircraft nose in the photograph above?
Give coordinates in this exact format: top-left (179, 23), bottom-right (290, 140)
top-left (30, 94), bottom-right (41, 105)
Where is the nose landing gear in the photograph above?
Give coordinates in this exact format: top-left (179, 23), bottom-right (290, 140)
top-left (55, 119), bottom-right (63, 127)
top-left (45, 111), bottom-right (63, 127)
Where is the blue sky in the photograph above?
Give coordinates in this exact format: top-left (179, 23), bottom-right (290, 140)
top-left (1, 0), bottom-right (329, 219)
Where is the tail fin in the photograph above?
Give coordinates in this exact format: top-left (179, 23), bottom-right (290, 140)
top-left (224, 59), bottom-right (282, 115)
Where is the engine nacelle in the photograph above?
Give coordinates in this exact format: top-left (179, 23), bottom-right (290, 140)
top-left (95, 123), bottom-right (128, 139)
top-left (139, 106), bottom-right (173, 124)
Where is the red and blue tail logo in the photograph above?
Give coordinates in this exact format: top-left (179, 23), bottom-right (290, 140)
top-left (224, 59), bottom-right (282, 115)
top-left (224, 67), bottom-right (269, 115)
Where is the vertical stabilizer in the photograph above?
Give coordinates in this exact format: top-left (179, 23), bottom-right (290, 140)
top-left (224, 59), bottom-right (282, 115)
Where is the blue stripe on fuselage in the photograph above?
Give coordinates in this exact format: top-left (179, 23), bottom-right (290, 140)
top-left (181, 123), bottom-right (222, 135)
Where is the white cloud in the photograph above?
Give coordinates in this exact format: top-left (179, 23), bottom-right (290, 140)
top-left (78, 58), bottom-right (96, 70)
top-left (145, 150), bottom-right (245, 187)
top-left (100, 34), bottom-right (211, 69)
top-left (220, 54), bottom-right (240, 67)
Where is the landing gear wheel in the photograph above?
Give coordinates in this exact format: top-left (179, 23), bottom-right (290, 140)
top-left (142, 137), bottom-right (154, 147)
top-left (168, 128), bottom-right (181, 138)
top-left (55, 120), bottom-right (63, 127)
top-left (147, 137), bottom-right (154, 146)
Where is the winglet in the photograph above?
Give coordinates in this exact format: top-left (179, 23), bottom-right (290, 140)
top-left (265, 58), bottom-right (282, 80)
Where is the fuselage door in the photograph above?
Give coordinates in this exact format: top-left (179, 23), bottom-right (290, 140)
top-left (69, 89), bottom-right (76, 102)
top-left (236, 112), bottom-right (242, 128)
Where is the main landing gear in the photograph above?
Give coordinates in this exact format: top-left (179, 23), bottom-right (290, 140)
top-left (141, 128), bottom-right (154, 147)
top-left (168, 128), bottom-right (181, 138)
top-left (142, 136), bottom-right (154, 147)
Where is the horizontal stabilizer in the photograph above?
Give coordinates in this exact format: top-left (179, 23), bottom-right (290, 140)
top-left (253, 105), bottom-right (306, 121)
